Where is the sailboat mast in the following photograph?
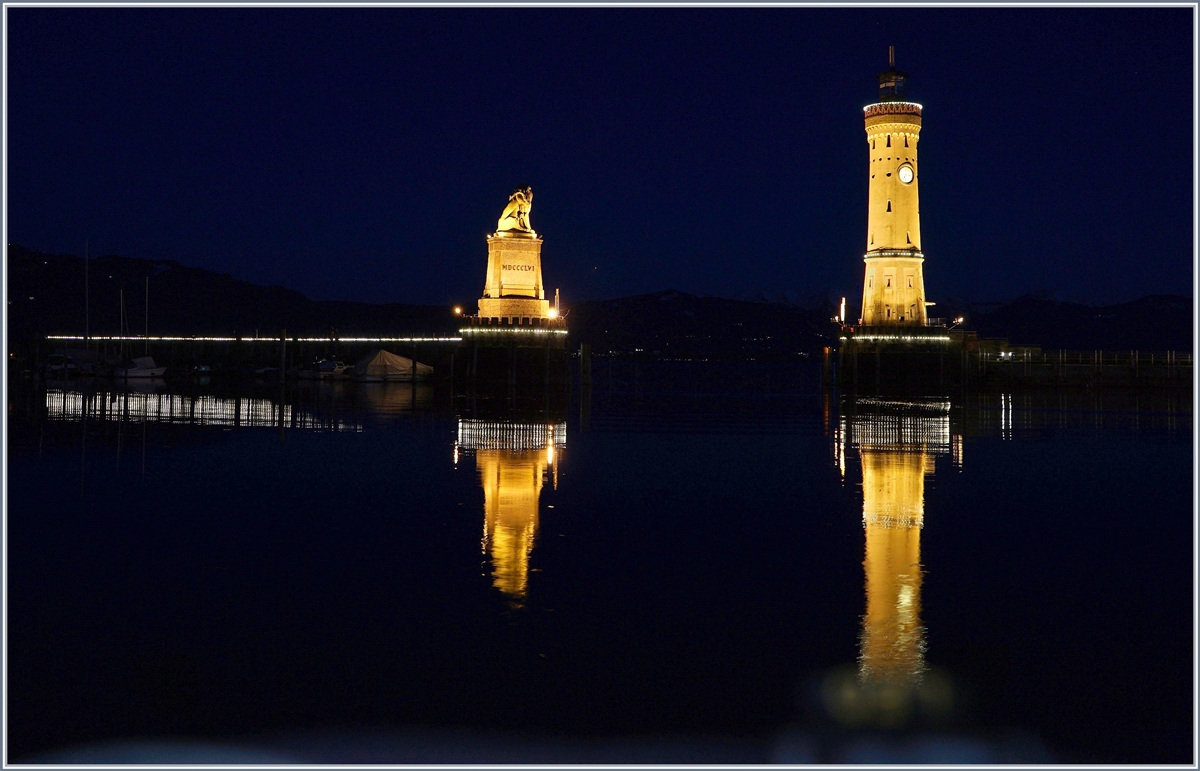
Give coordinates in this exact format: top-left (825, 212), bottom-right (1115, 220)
top-left (84, 239), bottom-right (89, 352)
top-left (119, 288), bottom-right (126, 361)
top-left (144, 276), bottom-right (149, 354)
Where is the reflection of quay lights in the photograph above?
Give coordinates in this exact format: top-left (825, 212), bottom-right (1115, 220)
top-left (457, 419), bottom-right (567, 451)
top-left (44, 389), bottom-right (364, 431)
top-left (847, 416), bottom-right (952, 451)
top-left (855, 397), bottom-right (951, 413)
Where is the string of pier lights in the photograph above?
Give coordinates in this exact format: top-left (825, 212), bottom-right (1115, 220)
top-left (839, 317), bottom-right (964, 344)
top-left (46, 335), bottom-right (464, 342)
top-left (48, 305), bottom-right (567, 343)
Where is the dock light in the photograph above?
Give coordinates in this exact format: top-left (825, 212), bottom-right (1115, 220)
top-left (547, 308), bottom-right (558, 319)
top-left (453, 306), bottom-right (462, 315)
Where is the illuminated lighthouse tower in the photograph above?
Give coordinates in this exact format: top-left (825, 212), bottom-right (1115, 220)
top-left (861, 48), bottom-right (929, 327)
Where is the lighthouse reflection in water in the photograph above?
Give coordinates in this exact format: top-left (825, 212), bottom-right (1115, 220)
top-left (455, 419), bottom-right (565, 601)
top-left (829, 398), bottom-right (960, 727)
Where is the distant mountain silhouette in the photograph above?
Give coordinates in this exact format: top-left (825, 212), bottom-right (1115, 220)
top-left (936, 293), bottom-right (1193, 352)
top-left (8, 244), bottom-right (1192, 357)
top-left (728, 288), bottom-right (832, 309)
top-left (567, 290), bottom-right (834, 360)
top-left (7, 244), bottom-right (458, 342)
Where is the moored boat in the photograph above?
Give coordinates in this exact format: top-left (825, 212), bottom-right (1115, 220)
top-left (351, 349), bottom-right (434, 382)
top-left (296, 359), bottom-right (350, 380)
top-left (113, 356), bottom-right (167, 378)
top-left (40, 354), bottom-right (84, 379)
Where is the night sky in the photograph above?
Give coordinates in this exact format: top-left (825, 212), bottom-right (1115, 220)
top-left (6, 6), bottom-right (1194, 308)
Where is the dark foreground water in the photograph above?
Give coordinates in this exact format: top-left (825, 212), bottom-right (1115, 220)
top-left (6, 363), bottom-right (1193, 763)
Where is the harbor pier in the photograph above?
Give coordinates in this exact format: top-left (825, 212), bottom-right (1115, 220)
top-left (836, 326), bottom-right (969, 394)
top-left (834, 327), bottom-right (1192, 394)
top-left (39, 334), bottom-right (462, 379)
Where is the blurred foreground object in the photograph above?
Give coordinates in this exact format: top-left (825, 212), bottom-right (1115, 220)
top-left (25, 723), bottom-right (1050, 764)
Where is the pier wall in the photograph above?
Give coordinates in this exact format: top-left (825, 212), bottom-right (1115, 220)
top-left (834, 327), bottom-right (1192, 395)
top-left (34, 336), bottom-right (462, 378)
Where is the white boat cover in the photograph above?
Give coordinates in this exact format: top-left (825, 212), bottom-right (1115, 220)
top-left (352, 349), bottom-right (433, 380)
top-left (132, 356), bottom-right (158, 369)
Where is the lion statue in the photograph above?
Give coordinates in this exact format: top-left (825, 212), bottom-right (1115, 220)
top-left (497, 186), bottom-right (534, 233)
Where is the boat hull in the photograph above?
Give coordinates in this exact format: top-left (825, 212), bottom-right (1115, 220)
top-left (113, 367), bottom-right (168, 378)
top-left (352, 374), bottom-right (426, 382)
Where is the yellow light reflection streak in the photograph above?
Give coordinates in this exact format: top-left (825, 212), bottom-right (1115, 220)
top-left (44, 389), bottom-right (364, 431)
top-left (843, 402), bottom-right (957, 687)
top-left (457, 420), bottom-right (565, 601)
top-left (859, 449), bottom-right (926, 684)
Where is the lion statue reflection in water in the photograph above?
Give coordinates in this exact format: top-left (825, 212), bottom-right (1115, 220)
top-left (497, 186), bottom-right (534, 233)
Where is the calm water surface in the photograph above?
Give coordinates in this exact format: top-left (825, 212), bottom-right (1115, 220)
top-left (7, 363), bottom-right (1193, 762)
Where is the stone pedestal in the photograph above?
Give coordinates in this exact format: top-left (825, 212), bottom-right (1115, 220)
top-left (478, 231), bottom-right (550, 320)
top-left (477, 296), bottom-right (550, 320)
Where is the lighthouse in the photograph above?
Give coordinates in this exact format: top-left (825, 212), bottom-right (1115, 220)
top-left (860, 47), bottom-right (929, 327)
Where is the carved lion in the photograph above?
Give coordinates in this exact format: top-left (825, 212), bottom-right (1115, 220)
top-left (497, 186), bottom-right (534, 232)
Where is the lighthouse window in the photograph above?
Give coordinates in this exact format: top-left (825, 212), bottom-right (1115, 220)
top-left (886, 135), bottom-right (891, 147)
top-left (886, 278), bottom-right (892, 288)
top-left (871, 139), bottom-right (875, 149)
top-left (906, 231), bottom-right (911, 244)
top-left (904, 136), bottom-right (909, 147)
top-left (907, 276), bottom-right (913, 288)
top-left (887, 200), bottom-right (892, 212)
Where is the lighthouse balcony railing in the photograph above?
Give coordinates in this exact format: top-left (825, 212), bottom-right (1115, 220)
top-left (925, 317), bottom-right (947, 327)
top-left (462, 314), bottom-right (568, 330)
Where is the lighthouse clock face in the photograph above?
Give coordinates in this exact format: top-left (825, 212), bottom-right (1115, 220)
top-left (898, 165), bottom-right (915, 184)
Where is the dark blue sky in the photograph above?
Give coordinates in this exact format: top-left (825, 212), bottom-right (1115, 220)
top-left (6, 6), bottom-right (1194, 307)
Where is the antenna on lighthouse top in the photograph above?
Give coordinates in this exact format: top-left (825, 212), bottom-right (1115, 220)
top-left (877, 46), bottom-right (908, 101)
